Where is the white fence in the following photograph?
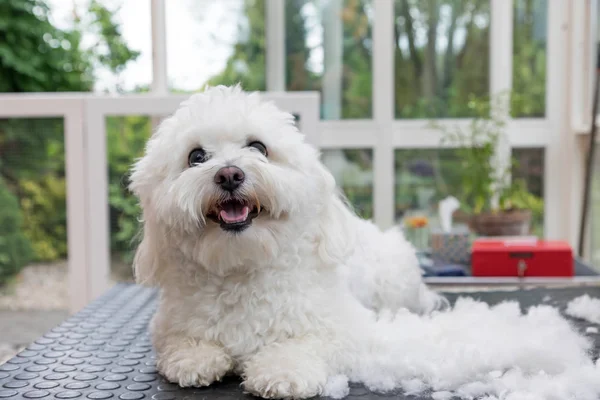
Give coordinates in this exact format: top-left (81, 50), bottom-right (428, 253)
top-left (1, 0), bottom-right (600, 312)
top-left (0, 92), bottom-right (319, 312)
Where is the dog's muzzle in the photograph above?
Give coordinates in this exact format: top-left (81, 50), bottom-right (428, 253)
top-left (208, 166), bottom-right (261, 233)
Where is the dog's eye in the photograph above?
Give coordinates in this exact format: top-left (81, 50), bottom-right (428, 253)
top-left (248, 141), bottom-right (268, 157)
top-left (188, 148), bottom-right (208, 166)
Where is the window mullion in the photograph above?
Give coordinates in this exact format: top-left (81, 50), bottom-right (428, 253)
top-left (266, 0), bottom-right (286, 91)
top-left (372, 0), bottom-right (395, 228)
top-left (150, 0), bottom-right (168, 95)
top-left (490, 0), bottom-right (514, 208)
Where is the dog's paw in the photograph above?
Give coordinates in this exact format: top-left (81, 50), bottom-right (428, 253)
top-left (243, 369), bottom-right (326, 399)
top-left (242, 353), bottom-right (327, 399)
top-left (158, 342), bottom-right (233, 388)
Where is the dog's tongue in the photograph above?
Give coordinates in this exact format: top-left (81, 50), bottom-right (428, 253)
top-left (220, 202), bottom-right (250, 224)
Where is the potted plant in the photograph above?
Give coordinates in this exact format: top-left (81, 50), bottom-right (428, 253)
top-left (431, 95), bottom-right (541, 237)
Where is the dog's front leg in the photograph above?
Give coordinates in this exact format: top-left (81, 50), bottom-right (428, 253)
top-left (242, 337), bottom-right (329, 399)
top-left (156, 337), bottom-right (233, 388)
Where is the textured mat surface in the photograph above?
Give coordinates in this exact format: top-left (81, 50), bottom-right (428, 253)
top-left (1, 284), bottom-right (599, 400)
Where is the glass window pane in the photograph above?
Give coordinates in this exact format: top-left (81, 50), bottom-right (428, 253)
top-left (395, 149), bottom-right (463, 223)
top-left (47, 0), bottom-right (152, 93)
top-left (0, 118), bottom-right (69, 315)
top-left (394, 0), bottom-right (490, 118)
top-left (285, 0), bottom-right (373, 119)
top-left (395, 148), bottom-right (545, 248)
top-left (106, 116), bottom-right (153, 282)
top-left (512, 148), bottom-right (545, 237)
top-left (322, 149), bottom-right (373, 218)
top-left (512, 0), bottom-right (547, 118)
top-left (166, 0), bottom-right (266, 92)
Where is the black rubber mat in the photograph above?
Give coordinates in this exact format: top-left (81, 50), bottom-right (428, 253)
top-left (1, 284), bottom-right (599, 400)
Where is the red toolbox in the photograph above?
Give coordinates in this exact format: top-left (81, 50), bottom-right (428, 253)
top-left (471, 238), bottom-right (574, 277)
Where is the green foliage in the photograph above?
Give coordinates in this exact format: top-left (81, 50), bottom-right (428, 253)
top-left (207, 0), bottom-right (266, 91)
top-left (206, 0), bottom-right (547, 221)
top-left (343, 185), bottom-right (373, 218)
top-left (0, 0), bottom-right (93, 92)
top-left (0, 118), bottom-right (65, 183)
top-left (86, 0), bottom-right (140, 77)
top-left (285, 0), bottom-right (317, 92)
top-left (511, 0), bottom-right (546, 118)
top-left (340, 0), bottom-right (373, 119)
top-left (326, 149), bottom-right (374, 219)
top-left (0, 118), bottom-right (68, 263)
top-left (19, 175), bottom-right (67, 260)
top-left (394, 148), bottom-right (464, 217)
top-left (433, 93), bottom-right (543, 216)
top-left (434, 96), bottom-right (499, 214)
top-left (0, 0), bottom-right (140, 282)
top-left (272, 0), bottom-right (375, 118)
top-left (394, 0), bottom-right (491, 119)
top-left (109, 182), bottom-right (141, 264)
top-left (0, 177), bottom-right (33, 285)
top-left (106, 116), bottom-right (151, 263)
top-left (0, 0), bottom-right (550, 278)
top-left (502, 178), bottom-right (545, 236)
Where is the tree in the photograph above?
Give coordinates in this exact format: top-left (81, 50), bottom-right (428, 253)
top-left (0, 0), bottom-right (84, 271)
top-left (0, 176), bottom-right (33, 285)
top-left (511, 0), bottom-right (546, 117)
top-left (106, 115), bottom-right (151, 265)
top-left (285, 0), bottom-right (317, 91)
top-left (84, 0), bottom-right (141, 93)
top-left (200, 0), bottom-right (549, 226)
top-left (0, 0), bottom-right (139, 281)
top-left (394, 0), bottom-right (490, 118)
top-left (207, 0), bottom-right (266, 91)
top-left (340, 0), bottom-right (372, 119)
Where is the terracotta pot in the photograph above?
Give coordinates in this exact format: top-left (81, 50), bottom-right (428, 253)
top-left (470, 209), bottom-right (532, 236)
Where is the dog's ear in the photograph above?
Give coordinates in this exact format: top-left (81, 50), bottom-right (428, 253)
top-left (132, 213), bottom-right (165, 286)
top-left (312, 163), bottom-right (357, 266)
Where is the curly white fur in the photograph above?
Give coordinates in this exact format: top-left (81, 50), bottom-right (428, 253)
top-left (129, 85), bottom-right (445, 399)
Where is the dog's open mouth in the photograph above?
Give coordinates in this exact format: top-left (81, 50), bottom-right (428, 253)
top-left (207, 198), bottom-right (261, 232)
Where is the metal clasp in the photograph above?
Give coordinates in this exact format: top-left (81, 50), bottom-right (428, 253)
top-left (517, 259), bottom-right (527, 278)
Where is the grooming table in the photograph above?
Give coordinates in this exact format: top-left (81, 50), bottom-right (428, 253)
top-left (1, 284), bottom-right (599, 400)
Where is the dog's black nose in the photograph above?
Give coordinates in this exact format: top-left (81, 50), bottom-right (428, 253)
top-left (214, 166), bottom-right (245, 192)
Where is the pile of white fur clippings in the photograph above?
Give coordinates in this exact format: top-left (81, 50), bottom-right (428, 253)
top-left (566, 294), bottom-right (600, 324)
top-left (324, 296), bottom-right (600, 400)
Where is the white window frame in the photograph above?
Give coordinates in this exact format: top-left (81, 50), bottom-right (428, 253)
top-left (0, 92), bottom-right (318, 312)
top-left (0, 95), bottom-right (88, 312)
top-left (0, 0), bottom-right (596, 312)
top-left (165, 0), bottom-right (595, 257)
top-left (129, 0), bottom-right (598, 282)
top-left (261, 0), bottom-right (577, 244)
top-left (150, 0), bottom-right (598, 258)
top-left (572, 0), bottom-right (600, 261)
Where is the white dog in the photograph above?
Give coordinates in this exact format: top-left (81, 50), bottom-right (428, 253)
top-left (129, 85), bottom-right (444, 399)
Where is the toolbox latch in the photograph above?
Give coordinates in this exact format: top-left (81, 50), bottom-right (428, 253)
top-left (517, 259), bottom-right (527, 277)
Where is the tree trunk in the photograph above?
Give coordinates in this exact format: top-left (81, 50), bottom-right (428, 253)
top-left (442, 0), bottom-right (461, 95)
top-left (400, 0), bottom-right (422, 77)
top-left (422, 0), bottom-right (439, 101)
top-left (456, 1), bottom-right (482, 70)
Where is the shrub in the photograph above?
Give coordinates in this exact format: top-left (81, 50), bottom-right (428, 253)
top-left (0, 177), bottom-right (33, 286)
top-left (106, 116), bottom-right (151, 263)
top-left (19, 175), bottom-right (67, 261)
